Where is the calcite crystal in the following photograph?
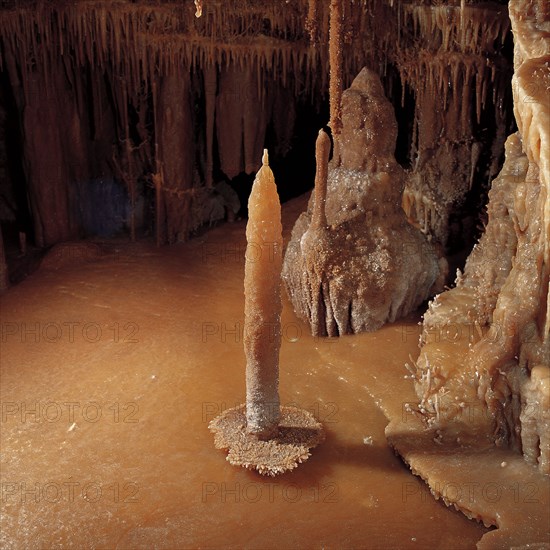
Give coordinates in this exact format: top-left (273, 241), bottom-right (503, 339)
top-left (283, 68), bottom-right (444, 336)
top-left (209, 404), bottom-right (324, 476)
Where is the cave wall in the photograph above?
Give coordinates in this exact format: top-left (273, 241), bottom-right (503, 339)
top-left (398, 4), bottom-right (515, 249)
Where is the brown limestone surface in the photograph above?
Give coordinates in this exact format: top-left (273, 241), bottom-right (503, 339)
top-left (313, 324), bottom-right (550, 549)
top-left (386, 417), bottom-right (550, 549)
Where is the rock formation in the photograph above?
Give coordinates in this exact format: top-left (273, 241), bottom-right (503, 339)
top-left (283, 68), bottom-right (444, 336)
top-left (383, 3), bottom-right (550, 534)
top-left (409, 0), bottom-right (549, 474)
top-left (209, 151), bottom-right (324, 475)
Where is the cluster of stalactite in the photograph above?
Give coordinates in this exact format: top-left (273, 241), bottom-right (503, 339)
top-left (0, 1), bottom-right (515, 250)
top-left (0, 0), bottom-right (383, 247)
top-left (398, 3), bottom-right (515, 249)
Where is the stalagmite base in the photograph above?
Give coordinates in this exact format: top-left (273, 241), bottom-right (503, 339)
top-left (209, 405), bottom-right (324, 476)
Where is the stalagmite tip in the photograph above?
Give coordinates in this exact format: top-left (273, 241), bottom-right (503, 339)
top-left (262, 149), bottom-right (269, 166)
top-left (318, 128), bottom-right (330, 146)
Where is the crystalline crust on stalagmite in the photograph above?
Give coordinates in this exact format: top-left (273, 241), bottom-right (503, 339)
top-left (283, 68), bottom-right (444, 337)
top-left (411, 0), bottom-right (550, 467)
top-left (411, 134), bottom-right (528, 444)
top-left (386, 1), bottom-right (549, 547)
top-left (506, 0), bottom-right (550, 472)
top-left (209, 404), bottom-right (324, 476)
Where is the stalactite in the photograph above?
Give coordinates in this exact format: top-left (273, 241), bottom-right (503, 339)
top-left (151, 79), bottom-right (164, 246)
top-left (121, 86), bottom-right (137, 242)
top-left (157, 72), bottom-right (195, 242)
top-left (203, 64), bottom-right (216, 188)
top-left (329, 0), bottom-right (343, 136)
top-left (2, 0), bottom-right (511, 250)
top-left (397, 0), bottom-right (513, 247)
top-left (469, 142), bottom-right (482, 190)
top-left (194, 0), bottom-right (203, 19)
top-left (0, 225), bottom-right (8, 292)
top-left (306, 0), bottom-right (318, 43)
top-left (153, 170), bottom-right (164, 248)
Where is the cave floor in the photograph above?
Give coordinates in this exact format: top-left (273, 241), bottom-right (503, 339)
top-left (0, 195), bottom-right (490, 549)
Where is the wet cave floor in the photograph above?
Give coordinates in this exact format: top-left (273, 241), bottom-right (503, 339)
top-left (0, 195), bottom-right (489, 549)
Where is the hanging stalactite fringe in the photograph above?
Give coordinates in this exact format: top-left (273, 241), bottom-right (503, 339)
top-left (0, 0), bottom-right (513, 246)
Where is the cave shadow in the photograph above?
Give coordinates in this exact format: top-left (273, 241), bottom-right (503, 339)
top-left (238, 424), bottom-right (403, 490)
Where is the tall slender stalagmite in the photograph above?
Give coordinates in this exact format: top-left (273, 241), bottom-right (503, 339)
top-left (311, 129), bottom-right (331, 229)
top-left (244, 150), bottom-right (282, 439)
top-left (210, 151), bottom-right (324, 475)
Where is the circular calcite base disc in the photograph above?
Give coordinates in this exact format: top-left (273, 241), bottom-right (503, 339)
top-left (209, 404), bottom-right (325, 476)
